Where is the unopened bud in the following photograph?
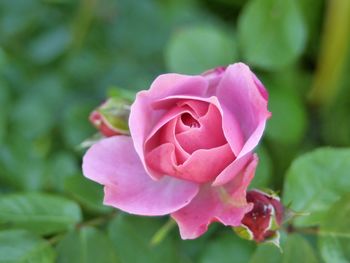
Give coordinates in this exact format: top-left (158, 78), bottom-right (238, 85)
top-left (89, 98), bottom-right (130, 137)
top-left (234, 189), bottom-right (284, 244)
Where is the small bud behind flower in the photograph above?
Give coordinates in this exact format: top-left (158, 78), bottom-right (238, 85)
top-left (234, 189), bottom-right (284, 245)
top-left (89, 98), bottom-right (130, 137)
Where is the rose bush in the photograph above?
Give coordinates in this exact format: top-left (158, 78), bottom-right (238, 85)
top-left (83, 62), bottom-right (270, 239)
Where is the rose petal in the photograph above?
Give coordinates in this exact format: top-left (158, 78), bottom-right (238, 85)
top-left (82, 136), bottom-right (199, 216)
top-left (212, 153), bottom-right (252, 186)
top-left (129, 74), bottom-right (208, 172)
top-left (146, 143), bottom-right (234, 183)
top-left (145, 142), bottom-right (177, 177)
top-left (216, 63), bottom-right (270, 156)
top-left (144, 107), bottom-right (190, 178)
top-left (172, 154), bottom-right (258, 239)
top-left (155, 95), bottom-right (245, 156)
top-left (176, 103), bottom-right (226, 154)
top-left (177, 143), bottom-right (235, 183)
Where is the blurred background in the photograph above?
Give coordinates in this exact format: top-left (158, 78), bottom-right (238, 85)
top-left (0, 0), bottom-right (350, 262)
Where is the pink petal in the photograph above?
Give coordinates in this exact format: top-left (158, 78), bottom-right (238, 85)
top-left (152, 95), bottom-right (245, 156)
top-left (146, 143), bottom-right (234, 183)
top-left (129, 74), bottom-right (208, 172)
top-left (216, 63), bottom-right (270, 156)
top-left (144, 106), bottom-right (189, 178)
top-left (145, 142), bottom-right (178, 177)
top-left (82, 136), bottom-right (199, 216)
top-left (212, 153), bottom-right (252, 186)
top-left (171, 154), bottom-right (258, 239)
top-left (176, 103), bottom-right (226, 154)
top-left (177, 143), bottom-right (235, 183)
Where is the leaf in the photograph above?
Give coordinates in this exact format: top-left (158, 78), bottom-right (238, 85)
top-left (282, 234), bottom-right (318, 263)
top-left (250, 145), bottom-right (273, 189)
top-left (61, 102), bottom-right (96, 148)
top-left (265, 86), bottom-right (307, 146)
top-left (11, 95), bottom-right (55, 139)
top-left (199, 232), bottom-right (255, 263)
top-left (319, 193), bottom-right (350, 263)
top-left (249, 243), bottom-right (281, 263)
top-left (165, 25), bottom-right (238, 74)
top-left (0, 137), bottom-right (46, 191)
top-left (64, 174), bottom-right (112, 214)
top-left (56, 226), bottom-right (118, 263)
top-left (46, 152), bottom-right (79, 192)
top-left (238, 0), bottom-right (307, 70)
top-left (249, 234), bottom-right (317, 263)
top-left (108, 214), bottom-right (178, 263)
top-left (0, 193), bottom-right (82, 235)
top-left (0, 229), bottom-right (55, 263)
top-left (27, 26), bottom-right (71, 64)
top-left (296, 0), bottom-right (323, 56)
top-left (0, 80), bottom-right (11, 144)
top-left (283, 148), bottom-right (350, 227)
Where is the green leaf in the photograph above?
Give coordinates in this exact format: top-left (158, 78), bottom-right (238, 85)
top-left (61, 102), bottom-right (95, 149)
top-left (249, 243), bottom-right (281, 263)
top-left (165, 25), bottom-right (238, 74)
top-left (319, 193), bottom-right (350, 263)
top-left (0, 81), bottom-right (11, 144)
top-left (250, 145), bottom-right (273, 189)
top-left (282, 234), bottom-right (318, 263)
top-left (0, 193), bottom-right (82, 235)
top-left (46, 152), bottom-right (78, 192)
top-left (11, 95), bottom-right (54, 139)
top-left (0, 229), bottom-right (55, 263)
top-left (64, 175), bottom-right (112, 214)
top-left (296, 0), bottom-right (323, 56)
top-left (56, 227), bottom-right (118, 263)
top-left (249, 234), bottom-right (317, 263)
top-left (27, 26), bottom-right (71, 64)
top-left (199, 232), bottom-right (255, 263)
top-left (0, 138), bottom-right (46, 191)
top-left (265, 86), bottom-right (307, 146)
top-left (108, 214), bottom-right (178, 263)
top-left (238, 0), bottom-right (307, 70)
top-left (283, 148), bottom-right (350, 227)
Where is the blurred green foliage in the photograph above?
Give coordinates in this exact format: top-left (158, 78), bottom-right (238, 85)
top-left (1, 0), bottom-right (350, 262)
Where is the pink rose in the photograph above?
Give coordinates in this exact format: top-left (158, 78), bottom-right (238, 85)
top-left (82, 63), bottom-right (270, 239)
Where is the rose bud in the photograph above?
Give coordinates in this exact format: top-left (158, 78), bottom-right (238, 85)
top-left (234, 189), bottom-right (284, 244)
top-left (83, 63), bottom-right (271, 239)
top-left (89, 98), bottom-right (130, 137)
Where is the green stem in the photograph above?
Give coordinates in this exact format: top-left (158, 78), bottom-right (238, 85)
top-left (293, 227), bottom-right (350, 239)
top-left (76, 211), bottom-right (117, 229)
top-left (47, 212), bottom-right (116, 245)
top-left (71, 0), bottom-right (97, 49)
top-left (309, 0), bottom-right (350, 106)
top-left (150, 218), bottom-right (176, 246)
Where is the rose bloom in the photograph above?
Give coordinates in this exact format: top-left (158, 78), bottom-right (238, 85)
top-left (83, 63), bottom-right (270, 239)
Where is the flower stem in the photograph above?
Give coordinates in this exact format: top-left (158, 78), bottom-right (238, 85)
top-left (309, 0), bottom-right (350, 106)
top-left (76, 211), bottom-right (117, 229)
top-left (150, 218), bottom-right (176, 247)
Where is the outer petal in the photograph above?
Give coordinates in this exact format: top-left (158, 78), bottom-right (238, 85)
top-left (129, 74), bottom-right (208, 174)
top-left (212, 153), bottom-right (252, 186)
top-left (172, 154), bottom-right (258, 239)
top-left (216, 63), bottom-right (270, 157)
top-left (82, 136), bottom-right (199, 216)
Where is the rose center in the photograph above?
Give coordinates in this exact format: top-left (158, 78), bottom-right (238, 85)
top-left (181, 113), bottom-right (200, 128)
